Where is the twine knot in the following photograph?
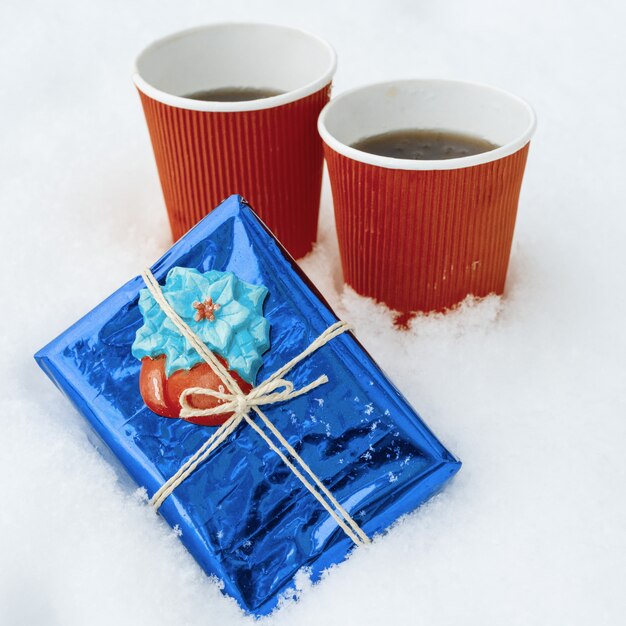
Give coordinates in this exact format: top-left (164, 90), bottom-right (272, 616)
top-left (234, 393), bottom-right (248, 416)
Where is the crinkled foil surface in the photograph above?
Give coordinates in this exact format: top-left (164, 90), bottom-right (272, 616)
top-left (36, 195), bottom-right (460, 616)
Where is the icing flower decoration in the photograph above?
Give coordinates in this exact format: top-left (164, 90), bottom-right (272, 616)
top-left (132, 267), bottom-right (270, 425)
top-left (193, 298), bottom-right (221, 322)
top-left (133, 267), bottom-right (270, 381)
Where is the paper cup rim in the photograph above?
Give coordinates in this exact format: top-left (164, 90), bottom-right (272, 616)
top-left (133, 22), bottom-right (337, 112)
top-left (318, 78), bottom-right (537, 171)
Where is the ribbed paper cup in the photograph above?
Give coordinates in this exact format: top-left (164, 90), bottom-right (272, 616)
top-left (134, 24), bottom-right (336, 258)
top-left (318, 79), bottom-right (536, 313)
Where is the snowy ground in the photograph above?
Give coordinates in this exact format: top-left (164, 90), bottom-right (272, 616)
top-left (1, 1), bottom-right (625, 624)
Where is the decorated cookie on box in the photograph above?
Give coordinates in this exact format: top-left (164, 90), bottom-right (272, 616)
top-left (131, 267), bottom-right (270, 426)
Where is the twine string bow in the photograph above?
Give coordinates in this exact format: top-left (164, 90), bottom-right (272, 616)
top-left (179, 374), bottom-right (328, 420)
top-left (141, 268), bottom-right (371, 547)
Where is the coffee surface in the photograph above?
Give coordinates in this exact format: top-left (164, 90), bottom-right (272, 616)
top-left (183, 87), bottom-right (285, 102)
top-left (351, 129), bottom-right (499, 160)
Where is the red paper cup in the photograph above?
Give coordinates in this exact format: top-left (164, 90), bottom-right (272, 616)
top-left (134, 24), bottom-right (336, 258)
top-left (318, 79), bottom-right (537, 313)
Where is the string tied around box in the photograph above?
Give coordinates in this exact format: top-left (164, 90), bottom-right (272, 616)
top-left (141, 268), bottom-right (371, 548)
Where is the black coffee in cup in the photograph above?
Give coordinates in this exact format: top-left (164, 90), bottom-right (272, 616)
top-left (351, 129), bottom-right (498, 160)
top-left (183, 87), bottom-right (285, 102)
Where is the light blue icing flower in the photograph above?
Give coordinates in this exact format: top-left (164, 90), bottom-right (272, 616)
top-left (132, 267), bottom-right (270, 383)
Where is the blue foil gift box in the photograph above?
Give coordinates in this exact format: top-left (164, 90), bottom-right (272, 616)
top-left (35, 195), bottom-right (460, 616)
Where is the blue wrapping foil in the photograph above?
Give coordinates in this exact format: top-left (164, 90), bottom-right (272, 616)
top-left (35, 195), bottom-right (461, 616)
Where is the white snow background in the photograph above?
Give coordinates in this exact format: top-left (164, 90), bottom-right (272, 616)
top-left (1, 1), bottom-right (625, 624)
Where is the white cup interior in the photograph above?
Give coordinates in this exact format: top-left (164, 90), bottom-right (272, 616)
top-left (134, 23), bottom-right (336, 112)
top-left (318, 79), bottom-right (536, 170)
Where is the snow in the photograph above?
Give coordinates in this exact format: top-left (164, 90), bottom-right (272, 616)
top-left (1, 0), bottom-right (625, 624)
